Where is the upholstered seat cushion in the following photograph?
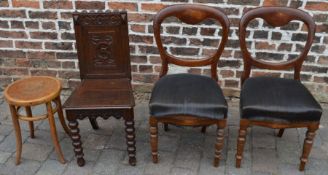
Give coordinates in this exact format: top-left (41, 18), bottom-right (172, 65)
top-left (240, 76), bottom-right (322, 122)
top-left (149, 73), bottom-right (227, 119)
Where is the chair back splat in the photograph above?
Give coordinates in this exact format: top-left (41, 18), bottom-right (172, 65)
top-left (153, 4), bottom-right (230, 81)
top-left (73, 11), bottom-right (131, 80)
top-left (239, 7), bottom-right (316, 84)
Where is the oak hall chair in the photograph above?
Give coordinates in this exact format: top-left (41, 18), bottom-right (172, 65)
top-left (63, 11), bottom-right (136, 166)
top-left (149, 4), bottom-right (230, 167)
top-left (235, 7), bottom-right (322, 171)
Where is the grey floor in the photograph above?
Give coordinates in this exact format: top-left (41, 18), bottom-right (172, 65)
top-left (0, 97), bottom-right (327, 175)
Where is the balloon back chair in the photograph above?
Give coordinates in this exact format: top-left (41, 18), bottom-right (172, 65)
top-left (149, 4), bottom-right (230, 167)
top-left (236, 7), bottom-right (322, 171)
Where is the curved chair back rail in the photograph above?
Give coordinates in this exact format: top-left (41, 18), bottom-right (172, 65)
top-left (239, 7), bottom-right (316, 83)
top-left (153, 4), bottom-right (230, 81)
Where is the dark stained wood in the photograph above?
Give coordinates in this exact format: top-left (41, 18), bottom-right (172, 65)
top-left (73, 11), bottom-right (131, 80)
top-left (64, 11), bottom-right (136, 167)
top-left (236, 7), bottom-right (319, 171)
top-left (151, 4), bottom-right (230, 167)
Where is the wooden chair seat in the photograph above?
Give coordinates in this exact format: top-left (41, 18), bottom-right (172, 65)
top-left (150, 73), bottom-right (227, 119)
top-left (64, 79), bottom-right (134, 109)
top-left (241, 76), bottom-right (322, 122)
top-left (4, 76), bottom-right (70, 165)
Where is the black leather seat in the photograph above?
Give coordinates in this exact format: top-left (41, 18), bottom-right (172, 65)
top-left (149, 73), bottom-right (227, 119)
top-left (240, 76), bottom-right (322, 122)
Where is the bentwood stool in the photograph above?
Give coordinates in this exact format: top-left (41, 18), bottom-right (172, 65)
top-left (236, 7), bottom-right (322, 171)
top-left (4, 76), bottom-right (71, 165)
top-left (149, 4), bottom-right (230, 167)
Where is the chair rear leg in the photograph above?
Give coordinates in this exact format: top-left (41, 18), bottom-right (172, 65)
top-left (164, 123), bottom-right (169, 131)
top-left (89, 117), bottom-right (99, 130)
top-left (236, 119), bottom-right (249, 168)
top-left (277, 129), bottom-right (285, 137)
top-left (150, 117), bottom-right (159, 163)
top-left (299, 123), bottom-right (319, 171)
top-left (201, 126), bottom-right (207, 133)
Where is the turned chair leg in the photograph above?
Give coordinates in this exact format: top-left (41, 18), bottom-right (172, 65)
top-left (25, 106), bottom-right (35, 138)
top-left (213, 121), bottom-right (226, 167)
top-left (236, 119), bottom-right (249, 168)
top-left (299, 123), bottom-right (319, 171)
top-left (150, 117), bottom-right (158, 163)
top-left (277, 129), bottom-right (285, 137)
top-left (9, 105), bottom-right (23, 165)
top-left (46, 102), bottom-right (66, 164)
top-left (125, 109), bottom-right (136, 166)
top-left (55, 97), bottom-right (71, 136)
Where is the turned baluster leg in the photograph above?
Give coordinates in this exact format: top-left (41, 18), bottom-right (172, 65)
top-left (299, 123), bottom-right (319, 171)
top-left (236, 120), bottom-right (249, 168)
top-left (149, 117), bottom-right (158, 163)
top-left (213, 121), bottom-right (226, 167)
top-left (47, 102), bottom-right (66, 164)
top-left (277, 129), bottom-right (285, 137)
top-left (125, 109), bottom-right (136, 166)
top-left (89, 117), bottom-right (99, 130)
top-left (55, 97), bottom-right (71, 136)
top-left (68, 118), bottom-right (85, 167)
top-left (9, 105), bottom-right (22, 165)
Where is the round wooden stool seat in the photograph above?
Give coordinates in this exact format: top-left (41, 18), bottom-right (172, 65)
top-left (4, 76), bottom-right (71, 165)
top-left (4, 76), bottom-right (61, 106)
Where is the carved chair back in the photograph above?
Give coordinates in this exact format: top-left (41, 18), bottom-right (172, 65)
top-left (239, 7), bottom-right (316, 84)
top-left (153, 4), bottom-right (230, 81)
top-left (73, 11), bottom-right (131, 80)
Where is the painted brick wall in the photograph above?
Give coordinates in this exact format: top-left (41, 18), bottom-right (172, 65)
top-left (0, 0), bottom-right (327, 102)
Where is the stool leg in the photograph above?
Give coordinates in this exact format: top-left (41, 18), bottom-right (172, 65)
top-left (25, 106), bottom-right (35, 138)
top-left (55, 97), bottom-right (71, 136)
top-left (9, 105), bottom-right (22, 165)
top-left (46, 102), bottom-right (66, 164)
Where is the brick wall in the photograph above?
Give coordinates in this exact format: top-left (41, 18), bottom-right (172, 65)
top-left (0, 0), bottom-right (327, 102)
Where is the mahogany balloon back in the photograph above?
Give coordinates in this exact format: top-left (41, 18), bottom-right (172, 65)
top-left (236, 7), bottom-right (320, 171)
top-left (73, 11), bottom-right (131, 79)
top-left (239, 7), bottom-right (316, 84)
top-left (149, 4), bottom-right (230, 167)
top-left (153, 4), bottom-right (230, 81)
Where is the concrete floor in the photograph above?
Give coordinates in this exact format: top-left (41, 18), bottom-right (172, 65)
top-left (0, 97), bottom-right (327, 175)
